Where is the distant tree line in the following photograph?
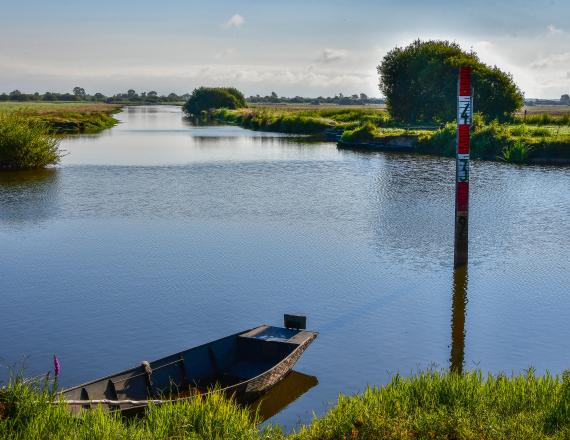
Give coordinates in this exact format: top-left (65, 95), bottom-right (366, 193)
top-left (247, 92), bottom-right (384, 105)
top-left (0, 88), bottom-right (191, 104)
top-left (526, 95), bottom-right (570, 106)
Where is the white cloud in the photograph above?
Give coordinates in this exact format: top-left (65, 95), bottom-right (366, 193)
top-left (223, 14), bottom-right (245, 29)
top-left (547, 24), bottom-right (563, 34)
top-left (318, 48), bottom-right (348, 63)
top-left (213, 48), bottom-right (238, 60)
top-left (530, 52), bottom-right (570, 70)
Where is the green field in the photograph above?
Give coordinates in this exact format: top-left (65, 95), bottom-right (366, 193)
top-left (0, 102), bottom-right (122, 134)
top-left (3, 369), bottom-right (570, 439)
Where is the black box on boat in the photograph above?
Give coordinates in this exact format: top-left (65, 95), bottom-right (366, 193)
top-left (284, 314), bottom-right (306, 330)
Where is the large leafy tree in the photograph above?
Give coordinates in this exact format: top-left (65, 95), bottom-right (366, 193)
top-left (183, 87), bottom-right (246, 116)
top-left (378, 40), bottom-right (524, 123)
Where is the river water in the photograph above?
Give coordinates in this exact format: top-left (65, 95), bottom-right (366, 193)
top-left (1, 106), bottom-right (569, 429)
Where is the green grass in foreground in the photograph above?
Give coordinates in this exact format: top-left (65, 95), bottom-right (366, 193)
top-left (0, 113), bottom-right (60, 169)
top-left (0, 102), bottom-right (122, 134)
top-left (3, 369), bottom-right (570, 439)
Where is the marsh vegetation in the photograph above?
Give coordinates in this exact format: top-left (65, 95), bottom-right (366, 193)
top-left (0, 102), bottom-right (121, 134)
top-left (212, 105), bottom-right (570, 163)
top-left (4, 369), bottom-right (570, 439)
top-left (0, 113), bottom-right (60, 169)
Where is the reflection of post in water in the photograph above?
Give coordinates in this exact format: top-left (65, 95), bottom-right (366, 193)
top-left (450, 265), bottom-right (468, 373)
top-left (250, 371), bottom-right (318, 422)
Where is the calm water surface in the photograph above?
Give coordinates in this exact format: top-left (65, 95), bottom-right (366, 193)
top-left (1, 106), bottom-right (569, 429)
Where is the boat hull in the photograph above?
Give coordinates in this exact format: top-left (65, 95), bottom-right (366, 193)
top-left (60, 325), bottom-right (317, 415)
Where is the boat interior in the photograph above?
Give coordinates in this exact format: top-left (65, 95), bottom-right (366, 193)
top-left (63, 325), bottom-right (312, 409)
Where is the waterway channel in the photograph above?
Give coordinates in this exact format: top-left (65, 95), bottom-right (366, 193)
top-left (1, 105), bottom-right (569, 429)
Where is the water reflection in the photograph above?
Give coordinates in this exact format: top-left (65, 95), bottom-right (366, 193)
top-left (450, 265), bottom-right (468, 373)
top-left (250, 371), bottom-right (318, 422)
top-left (0, 168), bottom-right (60, 224)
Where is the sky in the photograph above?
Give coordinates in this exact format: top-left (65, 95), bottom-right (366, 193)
top-left (1, 0), bottom-right (569, 98)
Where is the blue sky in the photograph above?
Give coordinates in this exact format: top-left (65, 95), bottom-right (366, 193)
top-left (1, 0), bottom-right (568, 98)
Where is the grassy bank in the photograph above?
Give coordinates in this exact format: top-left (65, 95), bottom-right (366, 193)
top-left (3, 369), bottom-right (570, 439)
top-left (212, 107), bottom-right (396, 134)
top-left (416, 120), bottom-right (570, 163)
top-left (213, 106), bottom-right (570, 164)
top-left (0, 102), bottom-right (122, 134)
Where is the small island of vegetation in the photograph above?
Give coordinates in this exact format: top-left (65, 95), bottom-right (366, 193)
top-left (182, 87), bottom-right (247, 117)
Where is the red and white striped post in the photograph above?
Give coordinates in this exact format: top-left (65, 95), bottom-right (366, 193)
top-left (454, 66), bottom-right (472, 268)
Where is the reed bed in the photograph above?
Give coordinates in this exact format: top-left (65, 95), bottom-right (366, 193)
top-left (0, 113), bottom-right (60, 169)
top-left (3, 369), bottom-right (570, 439)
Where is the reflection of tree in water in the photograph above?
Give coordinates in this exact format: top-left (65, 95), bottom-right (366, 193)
top-left (450, 265), bottom-right (468, 373)
top-left (0, 168), bottom-right (60, 224)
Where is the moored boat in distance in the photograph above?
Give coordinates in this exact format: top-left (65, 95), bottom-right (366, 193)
top-left (60, 315), bottom-right (317, 415)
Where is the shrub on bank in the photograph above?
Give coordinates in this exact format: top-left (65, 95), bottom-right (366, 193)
top-left (183, 87), bottom-right (246, 116)
top-left (340, 122), bottom-right (379, 143)
top-left (0, 113), bottom-right (60, 169)
top-left (378, 39), bottom-right (524, 123)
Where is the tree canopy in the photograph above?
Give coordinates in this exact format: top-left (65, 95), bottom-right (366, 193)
top-left (182, 87), bottom-right (246, 116)
top-left (378, 40), bottom-right (524, 123)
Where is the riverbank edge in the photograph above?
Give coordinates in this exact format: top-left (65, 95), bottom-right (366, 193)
top-left (0, 104), bottom-right (123, 170)
top-left (3, 368), bottom-right (570, 439)
top-left (0, 103), bottom-right (124, 135)
top-left (38, 106), bottom-right (123, 135)
top-left (210, 108), bottom-right (570, 165)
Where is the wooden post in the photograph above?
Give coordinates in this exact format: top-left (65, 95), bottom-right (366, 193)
top-left (450, 265), bottom-right (468, 373)
top-left (454, 66), bottom-right (472, 268)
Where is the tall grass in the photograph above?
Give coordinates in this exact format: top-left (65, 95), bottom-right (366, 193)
top-left (212, 107), bottom-right (393, 134)
top-left (517, 113), bottom-right (570, 126)
top-left (340, 122), bottom-right (379, 143)
top-left (4, 369), bottom-right (570, 439)
top-left (0, 113), bottom-right (60, 169)
top-left (0, 374), bottom-right (277, 440)
top-left (417, 121), bottom-right (570, 163)
top-left (213, 108), bottom-right (332, 134)
top-left (293, 369), bottom-right (570, 440)
top-left (502, 140), bottom-right (531, 163)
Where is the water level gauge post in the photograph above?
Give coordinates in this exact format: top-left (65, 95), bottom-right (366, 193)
top-left (454, 66), bottom-right (472, 268)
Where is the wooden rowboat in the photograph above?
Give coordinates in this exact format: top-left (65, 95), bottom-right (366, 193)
top-left (60, 316), bottom-right (317, 415)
